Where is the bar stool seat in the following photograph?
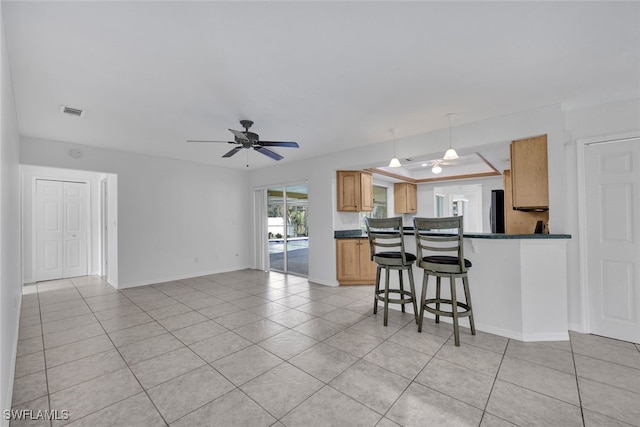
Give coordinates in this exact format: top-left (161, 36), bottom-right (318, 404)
top-left (413, 216), bottom-right (476, 346)
top-left (365, 217), bottom-right (418, 326)
top-left (421, 255), bottom-right (471, 268)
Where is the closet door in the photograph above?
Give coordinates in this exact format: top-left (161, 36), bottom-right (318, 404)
top-left (36, 180), bottom-right (88, 281)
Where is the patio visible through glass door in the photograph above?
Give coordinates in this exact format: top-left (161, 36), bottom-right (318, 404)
top-left (267, 184), bottom-right (308, 276)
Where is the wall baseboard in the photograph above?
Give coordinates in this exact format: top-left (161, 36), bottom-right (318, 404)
top-left (115, 265), bottom-right (252, 289)
top-left (307, 276), bottom-right (338, 287)
top-left (568, 322), bottom-right (587, 334)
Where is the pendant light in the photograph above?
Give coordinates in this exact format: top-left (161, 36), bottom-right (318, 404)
top-left (443, 113), bottom-right (459, 161)
top-left (388, 128), bottom-right (401, 168)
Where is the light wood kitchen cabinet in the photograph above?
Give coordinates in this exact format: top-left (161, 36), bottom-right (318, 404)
top-left (394, 182), bottom-right (417, 214)
top-left (337, 171), bottom-right (373, 212)
top-left (510, 135), bottom-right (549, 209)
top-left (504, 169), bottom-right (549, 234)
top-left (336, 238), bottom-right (377, 285)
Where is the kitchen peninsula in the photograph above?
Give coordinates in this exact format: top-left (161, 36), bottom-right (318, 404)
top-left (335, 229), bottom-right (571, 342)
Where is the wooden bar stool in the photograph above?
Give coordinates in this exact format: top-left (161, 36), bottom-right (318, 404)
top-left (413, 216), bottom-right (475, 346)
top-left (364, 217), bottom-right (418, 326)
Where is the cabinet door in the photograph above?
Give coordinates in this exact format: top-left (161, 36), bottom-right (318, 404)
top-left (407, 183), bottom-right (417, 213)
top-left (511, 135), bottom-right (549, 209)
top-left (336, 239), bottom-right (361, 281)
top-left (360, 172), bottom-right (374, 211)
top-left (337, 171), bottom-right (360, 211)
top-left (359, 240), bottom-right (378, 282)
top-left (394, 183), bottom-right (417, 213)
top-left (504, 170), bottom-right (549, 234)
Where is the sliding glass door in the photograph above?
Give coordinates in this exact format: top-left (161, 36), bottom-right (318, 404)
top-left (267, 183), bottom-right (308, 276)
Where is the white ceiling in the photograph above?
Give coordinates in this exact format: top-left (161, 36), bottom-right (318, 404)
top-left (4, 1), bottom-right (639, 170)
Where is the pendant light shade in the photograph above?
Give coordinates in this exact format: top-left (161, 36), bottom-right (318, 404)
top-left (443, 113), bottom-right (459, 160)
top-left (443, 148), bottom-right (459, 161)
top-left (388, 128), bottom-right (401, 168)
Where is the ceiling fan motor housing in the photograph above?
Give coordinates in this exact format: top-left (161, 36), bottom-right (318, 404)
top-left (240, 119), bottom-right (254, 130)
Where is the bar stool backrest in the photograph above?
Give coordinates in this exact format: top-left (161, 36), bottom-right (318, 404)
top-left (364, 217), bottom-right (409, 265)
top-left (413, 216), bottom-right (467, 273)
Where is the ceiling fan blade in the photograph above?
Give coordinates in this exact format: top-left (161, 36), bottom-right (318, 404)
top-left (222, 147), bottom-right (243, 158)
top-left (229, 129), bottom-right (250, 142)
top-left (259, 141), bottom-right (299, 148)
top-left (187, 140), bottom-right (233, 143)
top-left (253, 146), bottom-right (283, 161)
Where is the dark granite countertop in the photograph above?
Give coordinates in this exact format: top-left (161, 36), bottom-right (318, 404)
top-left (334, 229), bottom-right (571, 239)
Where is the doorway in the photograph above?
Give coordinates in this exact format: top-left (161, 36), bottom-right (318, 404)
top-left (433, 184), bottom-right (483, 232)
top-left (267, 183), bottom-right (308, 276)
top-left (583, 136), bottom-right (640, 343)
top-left (35, 179), bottom-right (89, 281)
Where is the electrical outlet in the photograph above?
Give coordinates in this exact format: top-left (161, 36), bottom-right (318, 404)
top-left (194, 257), bottom-right (199, 263)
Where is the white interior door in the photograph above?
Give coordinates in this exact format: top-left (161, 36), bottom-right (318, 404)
top-left (36, 180), bottom-right (88, 281)
top-left (586, 137), bottom-right (640, 343)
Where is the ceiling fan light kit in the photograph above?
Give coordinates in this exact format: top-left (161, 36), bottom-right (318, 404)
top-left (187, 119), bottom-right (299, 163)
top-left (431, 161), bottom-right (443, 174)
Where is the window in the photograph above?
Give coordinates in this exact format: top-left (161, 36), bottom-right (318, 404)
top-left (361, 185), bottom-right (388, 227)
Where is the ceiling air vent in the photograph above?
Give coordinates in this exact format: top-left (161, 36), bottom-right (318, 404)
top-left (59, 105), bottom-right (86, 118)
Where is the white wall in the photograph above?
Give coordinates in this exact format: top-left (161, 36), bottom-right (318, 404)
top-left (251, 104), bottom-right (566, 287)
top-left (21, 165), bottom-right (107, 284)
top-left (0, 1), bottom-right (23, 422)
top-left (20, 137), bottom-right (251, 288)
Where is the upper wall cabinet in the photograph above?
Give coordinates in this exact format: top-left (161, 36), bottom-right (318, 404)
top-left (337, 171), bottom-right (373, 212)
top-left (510, 135), bottom-right (549, 209)
top-left (394, 182), bottom-right (417, 214)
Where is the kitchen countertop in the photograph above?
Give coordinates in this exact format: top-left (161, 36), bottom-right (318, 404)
top-left (334, 229), bottom-right (571, 239)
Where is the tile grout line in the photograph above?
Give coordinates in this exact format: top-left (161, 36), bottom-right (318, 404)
top-left (477, 337), bottom-right (509, 426)
top-left (568, 334), bottom-right (588, 427)
top-left (35, 282), bottom-right (53, 427)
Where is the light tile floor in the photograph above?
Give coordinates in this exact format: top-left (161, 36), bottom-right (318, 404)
top-left (11, 270), bottom-right (640, 426)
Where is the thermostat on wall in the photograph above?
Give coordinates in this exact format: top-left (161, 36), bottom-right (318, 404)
top-left (69, 149), bottom-right (83, 159)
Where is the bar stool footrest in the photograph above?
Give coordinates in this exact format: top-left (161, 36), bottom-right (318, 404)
top-left (376, 289), bottom-right (415, 305)
top-left (423, 298), bottom-right (472, 318)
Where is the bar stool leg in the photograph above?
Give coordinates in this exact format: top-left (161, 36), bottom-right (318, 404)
top-left (383, 267), bottom-right (391, 326)
top-left (408, 266), bottom-right (418, 324)
top-left (418, 271), bottom-right (428, 333)
top-left (435, 276), bottom-right (441, 324)
top-left (462, 275), bottom-right (476, 335)
top-left (451, 275), bottom-right (460, 346)
top-left (373, 266), bottom-right (381, 314)
top-left (399, 269), bottom-right (405, 313)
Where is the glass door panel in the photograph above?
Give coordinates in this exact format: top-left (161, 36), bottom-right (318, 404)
top-left (267, 187), bottom-right (285, 272)
top-left (267, 184), bottom-right (308, 276)
top-left (285, 184), bottom-right (308, 276)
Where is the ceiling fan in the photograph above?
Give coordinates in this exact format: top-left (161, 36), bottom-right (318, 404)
top-left (188, 120), bottom-right (299, 161)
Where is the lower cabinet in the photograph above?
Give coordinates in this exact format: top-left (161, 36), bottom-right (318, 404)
top-left (336, 238), bottom-right (377, 285)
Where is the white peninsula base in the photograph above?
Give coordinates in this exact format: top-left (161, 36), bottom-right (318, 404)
top-left (463, 238), bottom-right (569, 341)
